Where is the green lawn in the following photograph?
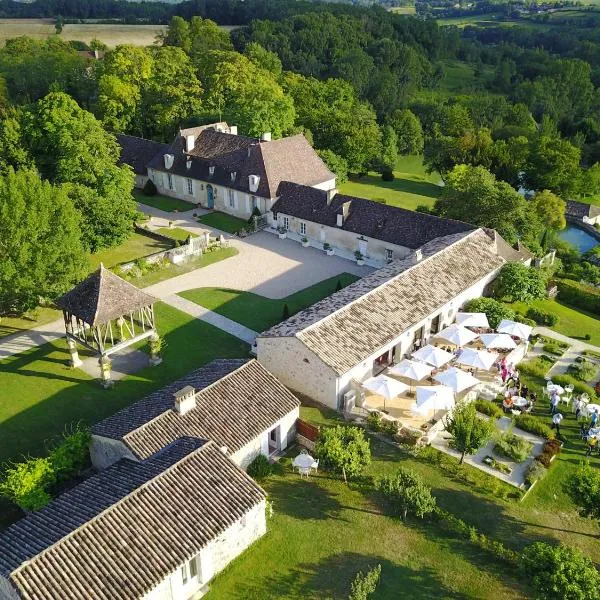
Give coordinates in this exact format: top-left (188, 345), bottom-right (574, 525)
top-left (134, 190), bottom-right (196, 213)
top-left (339, 155), bottom-right (442, 211)
top-left (206, 402), bottom-right (600, 599)
top-left (89, 232), bottom-right (171, 271)
top-left (197, 212), bottom-right (248, 234)
top-left (178, 273), bottom-right (360, 333)
top-left (156, 226), bottom-right (192, 242)
top-left (0, 306), bottom-right (62, 340)
top-left (509, 298), bottom-right (600, 346)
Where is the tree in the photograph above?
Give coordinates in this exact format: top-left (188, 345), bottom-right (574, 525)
top-left (246, 42), bottom-right (282, 78)
top-left (161, 16), bottom-right (191, 53)
top-left (520, 542), bottom-right (600, 600)
top-left (464, 298), bottom-right (516, 329)
top-left (376, 468), bottom-right (436, 521)
top-left (0, 111), bottom-right (32, 175)
top-left (494, 263), bottom-right (547, 303)
top-left (188, 16), bottom-right (233, 69)
top-left (389, 109), bottom-right (423, 155)
top-left (24, 92), bottom-right (136, 251)
top-left (348, 564), bottom-right (381, 600)
top-left (315, 425), bottom-right (371, 483)
top-left (378, 125), bottom-right (398, 173)
top-left (532, 190), bottom-right (566, 233)
top-left (317, 149), bottom-right (348, 184)
top-left (0, 168), bottom-right (86, 315)
top-left (434, 164), bottom-right (542, 253)
top-left (567, 462), bottom-right (600, 523)
top-left (444, 401), bottom-right (494, 464)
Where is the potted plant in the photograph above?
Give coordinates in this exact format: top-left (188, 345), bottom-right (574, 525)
top-left (301, 236), bottom-right (309, 248)
top-left (277, 225), bottom-right (287, 240)
top-left (354, 250), bottom-right (365, 266)
top-left (323, 242), bottom-right (334, 256)
top-left (149, 335), bottom-right (164, 366)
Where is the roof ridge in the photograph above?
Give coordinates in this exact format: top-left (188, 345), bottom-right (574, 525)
top-left (254, 144), bottom-right (273, 198)
top-left (11, 441), bottom-right (213, 577)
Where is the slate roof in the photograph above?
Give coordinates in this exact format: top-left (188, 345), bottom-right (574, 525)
top-left (259, 229), bottom-right (507, 375)
top-left (92, 359), bottom-right (300, 459)
top-left (55, 264), bottom-right (157, 326)
top-left (566, 200), bottom-right (600, 220)
top-left (116, 134), bottom-right (168, 176)
top-left (147, 129), bottom-right (333, 199)
top-left (272, 182), bottom-right (474, 249)
top-left (0, 438), bottom-right (266, 600)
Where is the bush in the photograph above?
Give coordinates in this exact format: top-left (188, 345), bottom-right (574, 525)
top-left (494, 263), bottom-right (546, 302)
top-left (0, 457), bottom-right (54, 511)
top-left (348, 564), bottom-right (381, 600)
top-left (475, 399), bottom-right (503, 418)
top-left (49, 425), bottom-right (90, 482)
top-left (376, 468), bottom-right (436, 521)
top-left (247, 454), bottom-right (273, 480)
top-left (525, 461), bottom-right (548, 486)
top-left (567, 461), bottom-right (600, 521)
top-left (393, 427), bottom-right (423, 446)
top-left (463, 297), bottom-right (515, 328)
top-left (381, 169), bottom-right (395, 181)
top-left (514, 414), bottom-right (555, 440)
top-left (494, 430), bottom-right (533, 463)
top-left (142, 179), bottom-right (157, 196)
top-left (557, 280), bottom-right (600, 317)
top-left (366, 412), bottom-right (382, 432)
top-left (567, 359), bottom-right (598, 382)
top-left (513, 314), bottom-right (536, 328)
top-left (519, 357), bottom-right (554, 379)
top-left (526, 307), bottom-right (558, 326)
top-left (543, 341), bottom-right (564, 356)
top-left (381, 419), bottom-right (399, 436)
top-left (315, 425), bottom-right (371, 483)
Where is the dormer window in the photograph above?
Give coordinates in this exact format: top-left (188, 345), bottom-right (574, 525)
top-left (248, 174), bottom-right (260, 192)
top-left (163, 154), bottom-right (174, 170)
top-left (209, 166), bottom-right (215, 176)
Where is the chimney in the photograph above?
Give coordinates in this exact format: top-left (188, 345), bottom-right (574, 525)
top-left (229, 125), bottom-right (238, 136)
top-left (163, 154), bottom-right (174, 170)
top-left (173, 385), bottom-right (196, 415)
top-left (261, 132), bottom-right (271, 142)
top-left (342, 201), bottom-right (351, 222)
top-left (186, 135), bottom-right (195, 152)
top-left (326, 188), bottom-right (338, 206)
top-left (186, 159), bottom-right (192, 170)
top-left (209, 166), bottom-right (215, 176)
top-left (248, 174), bottom-right (260, 192)
top-left (336, 214), bottom-right (343, 227)
top-left (414, 249), bottom-right (423, 262)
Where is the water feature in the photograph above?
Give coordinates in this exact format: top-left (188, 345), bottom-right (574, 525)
top-left (558, 225), bottom-right (599, 253)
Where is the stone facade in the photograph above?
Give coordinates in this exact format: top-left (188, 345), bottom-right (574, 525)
top-left (143, 501), bottom-right (266, 600)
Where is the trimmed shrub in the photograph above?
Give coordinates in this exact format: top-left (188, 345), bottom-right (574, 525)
top-left (514, 314), bottom-right (536, 328)
top-left (525, 461), bottom-right (548, 486)
top-left (475, 399), bottom-right (503, 419)
top-left (49, 425), bottom-right (91, 482)
top-left (381, 419), bottom-right (399, 436)
top-left (0, 458), bottom-right (54, 511)
top-left (494, 431), bottom-right (533, 463)
top-left (526, 307), bottom-right (559, 326)
top-left (567, 359), bottom-right (598, 382)
top-left (376, 468), bottom-right (436, 521)
top-left (142, 179), bottom-right (157, 196)
top-left (247, 454), bottom-right (273, 480)
top-left (514, 415), bottom-right (555, 440)
top-left (519, 357), bottom-right (554, 379)
top-left (543, 341), bottom-right (563, 356)
top-left (557, 280), bottom-right (600, 316)
top-left (366, 412), bottom-right (382, 432)
top-left (381, 169), bottom-right (395, 181)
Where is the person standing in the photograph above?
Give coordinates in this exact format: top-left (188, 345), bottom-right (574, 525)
top-left (552, 412), bottom-right (564, 437)
top-left (550, 392), bottom-right (560, 415)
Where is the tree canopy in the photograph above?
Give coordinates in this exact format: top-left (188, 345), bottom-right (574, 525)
top-left (443, 401), bottom-right (494, 464)
top-left (315, 425), bottom-right (371, 483)
top-left (494, 263), bottom-right (547, 303)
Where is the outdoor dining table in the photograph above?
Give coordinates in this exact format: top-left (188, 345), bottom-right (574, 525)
top-left (584, 403), bottom-right (600, 417)
top-left (547, 384), bottom-right (565, 395)
top-left (511, 396), bottom-right (529, 407)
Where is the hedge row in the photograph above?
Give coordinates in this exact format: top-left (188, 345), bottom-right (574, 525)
top-left (557, 280), bottom-right (600, 316)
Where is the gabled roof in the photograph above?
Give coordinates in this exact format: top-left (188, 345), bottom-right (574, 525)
top-left (0, 438), bottom-right (266, 600)
top-left (116, 134), bottom-right (168, 176)
top-left (259, 229), bottom-right (508, 375)
top-left (148, 129), bottom-right (334, 199)
top-left (55, 265), bottom-right (157, 326)
top-left (566, 200), bottom-right (600, 219)
top-left (272, 182), bottom-right (474, 250)
top-left (92, 359), bottom-right (300, 459)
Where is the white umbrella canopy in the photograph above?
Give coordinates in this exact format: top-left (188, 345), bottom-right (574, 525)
top-left (433, 366), bottom-right (481, 393)
top-left (436, 324), bottom-right (479, 347)
top-left (412, 385), bottom-right (455, 415)
top-left (388, 359), bottom-right (433, 382)
top-left (497, 319), bottom-right (533, 340)
top-left (362, 375), bottom-right (409, 411)
top-left (479, 333), bottom-right (517, 350)
top-left (455, 312), bottom-right (490, 329)
top-left (412, 344), bottom-right (454, 368)
top-left (456, 347), bottom-right (498, 371)
top-left (292, 453), bottom-right (315, 469)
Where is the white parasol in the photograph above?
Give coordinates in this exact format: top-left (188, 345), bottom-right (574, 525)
top-left (497, 319), bottom-right (533, 340)
top-left (412, 385), bottom-right (455, 415)
top-left (362, 375), bottom-right (409, 411)
top-left (456, 347), bottom-right (498, 371)
top-left (412, 344), bottom-right (454, 368)
top-left (479, 333), bottom-right (517, 350)
top-left (455, 312), bottom-right (490, 329)
top-left (436, 324), bottom-right (479, 346)
top-left (433, 366), bottom-right (481, 393)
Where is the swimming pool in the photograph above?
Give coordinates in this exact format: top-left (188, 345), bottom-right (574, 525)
top-left (558, 225), bottom-right (599, 253)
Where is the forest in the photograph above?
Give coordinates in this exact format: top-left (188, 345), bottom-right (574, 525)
top-left (1, 0), bottom-right (600, 313)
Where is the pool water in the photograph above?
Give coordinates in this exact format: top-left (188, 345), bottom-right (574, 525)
top-left (558, 225), bottom-right (599, 253)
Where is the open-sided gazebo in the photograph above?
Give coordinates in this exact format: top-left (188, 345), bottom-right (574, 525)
top-left (56, 264), bottom-right (159, 387)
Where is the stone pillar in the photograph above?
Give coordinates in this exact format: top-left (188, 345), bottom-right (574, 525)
top-left (67, 338), bottom-right (82, 368)
top-left (204, 232), bottom-right (210, 247)
top-left (99, 356), bottom-right (113, 389)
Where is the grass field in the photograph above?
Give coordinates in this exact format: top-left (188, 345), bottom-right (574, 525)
top-left (509, 298), bottom-right (600, 347)
top-left (179, 273), bottom-right (359, 333)
top-left (339, 155), bottom-right (442, 211)
top-left (156, 226), bottom-right (192, 242)
top-left (206, 401), bottom-right (600, 599)
top-left (0, 19), bottom-right (165, 47)
top-left (135, 190), bottom-right (196, 213)
top-left (89, 232), bottom-right (172, 271)
top-left (197, 212), bottom-right (248, 234)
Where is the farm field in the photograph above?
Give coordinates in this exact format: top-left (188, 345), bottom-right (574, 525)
top-left (0, 19), bottom-right (165, 47)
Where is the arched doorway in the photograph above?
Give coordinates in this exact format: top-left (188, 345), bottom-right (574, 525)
top-left (206, 184), bottom-right (214, 209)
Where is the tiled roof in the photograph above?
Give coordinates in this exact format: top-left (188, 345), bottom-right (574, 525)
top-left (55, 264), bottom-right (157, 326)
top-left (148, 130), bottom-right (333, 199)
top-left (92, 359), bottom-right (300, 459)
top-left (116, 134), bottom-right (168, 176)
top-left (0, 438), bottom-right (266, 600)
top-left (259, 229), bottom-right (507, 374)
top-left (566, 200), bottom-right (600, 219)
top-left (272, 182), bottom-right (473, 249)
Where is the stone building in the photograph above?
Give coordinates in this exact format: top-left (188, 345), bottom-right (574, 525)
top-left (256, 228), bottom-right (533, 410)
top-left (566, 199), bottom-right (600, 225)
top-left (90, 358), bottom-right (300, 471)
top-left (0, 438), bottom-right (266, 600)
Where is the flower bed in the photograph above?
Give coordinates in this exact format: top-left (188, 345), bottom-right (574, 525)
top-left (494, 431), bottom-right (533, 463)
top-left (483, 455), bottom-right (512, 475)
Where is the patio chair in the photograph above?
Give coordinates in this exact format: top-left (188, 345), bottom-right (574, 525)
top-left (560, 393), bottom-right (572, 407)
top-left (511, 409), bottom-right (521, 416)
top-left (565, 384), bottom-right (575, 394)
top-left (311, 459), bottom-right (319, 474)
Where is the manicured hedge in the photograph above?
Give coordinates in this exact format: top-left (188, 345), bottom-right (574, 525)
top-left (526, 307), bottom-right (559, 326)
top-left (557, 280), bottom-right (600, 316)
